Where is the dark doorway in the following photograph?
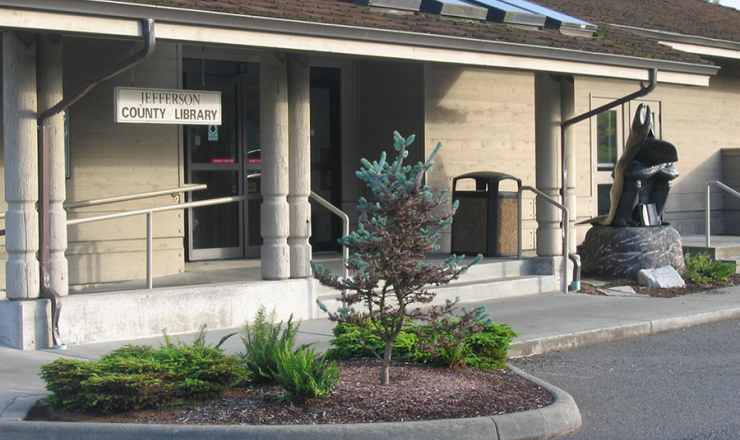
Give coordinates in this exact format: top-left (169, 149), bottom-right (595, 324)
top-left (310, 67), bottom-right (342, 252)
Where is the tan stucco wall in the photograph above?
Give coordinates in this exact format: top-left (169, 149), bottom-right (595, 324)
top-left (62, 37), bottom-right (184, 286)
top-left (0, 36), bottom-right (184, 290)
top-left (423, 64), bottom-right (537, 253)
top-left (355, 60), bottom-right (425, 203)
top-left (573, 67), bottom-right (740, 240)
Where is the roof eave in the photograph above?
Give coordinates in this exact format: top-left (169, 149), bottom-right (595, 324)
top-left (0, 0), bottom-right (719, 79)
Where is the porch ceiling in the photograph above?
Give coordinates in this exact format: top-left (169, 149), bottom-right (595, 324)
top-left (0, 0), bottom-right (722, 85)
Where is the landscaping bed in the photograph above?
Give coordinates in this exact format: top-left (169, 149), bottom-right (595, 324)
top-left (27, 359), bottom-right (553, 425)
top-left (580, 273), bottom-right (740, 298)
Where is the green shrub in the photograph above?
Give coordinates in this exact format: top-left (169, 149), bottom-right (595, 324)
top-left (238, 306), bottom-right (300, 383)
top-left (40, 341), bottom-right (248, 414)
top-left (324, 321), bottom-right (425, 361)
top-left (325, 320), bottom-right (518, 370)
top-left (685, 252), bottom-right (736, 284)
top-left (463, 323), bottom-right (519, 370)
top-left (271, 345), bottom-right (342, 404)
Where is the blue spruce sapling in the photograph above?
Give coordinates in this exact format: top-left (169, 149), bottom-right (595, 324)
top-left (311, 131), bottom-right (485, 385)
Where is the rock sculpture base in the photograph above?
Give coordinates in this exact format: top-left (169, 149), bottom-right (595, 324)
top-left (580, 225), bottom-right (686, 280)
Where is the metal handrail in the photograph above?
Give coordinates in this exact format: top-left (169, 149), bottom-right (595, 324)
top-left (65, 184), bottom-right (207, 210)
top-left (66, 191), bottom-right (351, 290)
top-left (0, 184), bottom-right (207, 220)
top-left (518, 186), bottom-right (577, 294)
top-left (246, 171), bottom-right (349, 281)
top-left (68, 195), bottom-right (249, 289)
top-left (310, 191), bottom-right (350, 285)
top-left (247, 173), bottom-right (349, 279)
top-left (706, 181), bottom-right (740, 246)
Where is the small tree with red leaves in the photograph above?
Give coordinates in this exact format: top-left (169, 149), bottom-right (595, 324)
top-left (311, 132), bottom-right (485, 385)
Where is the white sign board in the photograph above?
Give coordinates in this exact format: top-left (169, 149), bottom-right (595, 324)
top-left (114, 87), bottom-right (221, 125)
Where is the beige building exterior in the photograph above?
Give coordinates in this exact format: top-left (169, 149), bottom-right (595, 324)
top-left (0, 0), bottom-right (738, 349)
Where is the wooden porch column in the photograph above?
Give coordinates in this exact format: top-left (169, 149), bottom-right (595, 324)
top-left (287, 54), bottom-right (312, 278)
top-left (3, 31), bottom-right (40, 299)
top-left (37, 34), bottom-right (69, 297)
top-left (260, 51), bottom-right (290, 280)
top-left (534, 73), bottom-right (562, 257)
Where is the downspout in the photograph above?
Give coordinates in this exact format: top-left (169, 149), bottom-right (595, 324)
top-left (560, 68), bottom-right (657, 292)
top-left (37, 19), bottom-right (156, 348)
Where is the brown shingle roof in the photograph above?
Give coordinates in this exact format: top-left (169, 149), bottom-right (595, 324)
top-left (112, 0), bottom-right (736, 65)
top-left (535, 0), bottom-right (740, 44)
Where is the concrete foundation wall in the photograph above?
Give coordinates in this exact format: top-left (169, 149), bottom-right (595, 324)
top-left (423, 64), bottom-right (537, 253)
top-left (59, 279), bottom-right (316, 345)
top-left (0, 279), bottom-right (316, 348)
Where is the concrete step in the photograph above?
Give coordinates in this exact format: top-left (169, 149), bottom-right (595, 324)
top-left (720, 257), bottom-right (740, 274)
top-left (683, 244), bottom-right (740, 261)
top-left (316, 272), bottom-right (557, 315)
top-left (435, 274), bottom-right (558, 304)
top-left (319, 257), bottom-right (533, 282)
top-left (682, 242), bottom-right (740, 273)
top-left (453, 258), bottom-right (534, 282)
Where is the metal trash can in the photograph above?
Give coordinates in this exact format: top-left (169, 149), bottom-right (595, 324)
top-left (451, 172), bottom-right (522, 257)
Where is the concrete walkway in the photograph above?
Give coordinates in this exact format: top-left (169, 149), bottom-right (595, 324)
top-left (3, 283), bottom-right (740, 439)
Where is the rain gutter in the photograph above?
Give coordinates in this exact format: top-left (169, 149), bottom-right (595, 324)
top-left (0, 0), bottom-right (719, 78)
top-left (560, 68), bottom-right (657, 291)
top-left (36, 18), bottom-right (155, 348)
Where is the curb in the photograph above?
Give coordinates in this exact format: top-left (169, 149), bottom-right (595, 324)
top-left (0, 368), bottom-right (581, 440)
top-left (494, 366), bottom-right (582, 440)
top-left (509, 306), bottom-right (740, 358)
top-left (0, 391), bottom-right (50, 421)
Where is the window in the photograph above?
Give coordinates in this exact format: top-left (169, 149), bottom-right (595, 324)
top-left (591, 97), bottom-right (662, 217)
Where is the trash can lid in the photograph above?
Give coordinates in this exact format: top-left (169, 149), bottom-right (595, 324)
top-left (452, 172), bottom-right (522, 187)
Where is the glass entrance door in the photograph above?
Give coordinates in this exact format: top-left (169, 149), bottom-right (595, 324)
top-left (183, 60), bottom-right (342, 259)
top-left (184, 60), bottom-right (261, 260)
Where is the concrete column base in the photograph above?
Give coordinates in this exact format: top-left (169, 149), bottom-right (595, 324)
top-left (532, 256), bottom-right (575, 292)
top-left (532, 256), bottom-right (557, 276)
top-left (0, 300), bottom-right (50, 350)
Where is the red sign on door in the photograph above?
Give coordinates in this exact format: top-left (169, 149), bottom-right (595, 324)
top-left (247, 158), bottom-right (261, 164)
top-left (211, 158), bottom-right (236, 164)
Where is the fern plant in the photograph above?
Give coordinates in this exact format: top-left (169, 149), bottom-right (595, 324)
top-left (271, 345), bottom-right (342, 404)
top-left (238, 305), bottom-right (300, 383)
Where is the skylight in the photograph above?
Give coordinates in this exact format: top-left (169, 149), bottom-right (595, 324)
top-left (463, 0), bottom-right (546, 27)
top-left (351, 0), bottom-right (422, 12)
top-left (495, 0), bottom-right (596, 31)
top-left (421, 0), bottom-right (488, 20)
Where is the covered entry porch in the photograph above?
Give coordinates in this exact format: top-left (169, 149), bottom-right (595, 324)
top-left (0, 0), bottom-right (722, 350)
